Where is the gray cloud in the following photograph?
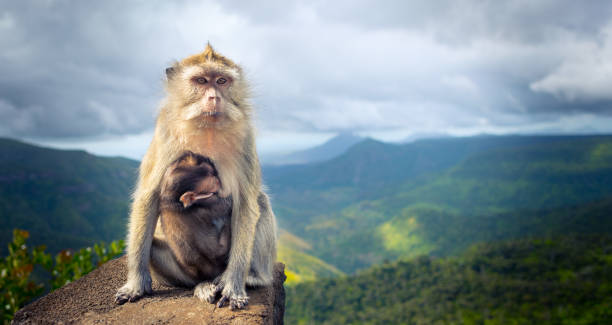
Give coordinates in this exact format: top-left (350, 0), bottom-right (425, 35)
top-left (1, 0), bottom-right (611, 143)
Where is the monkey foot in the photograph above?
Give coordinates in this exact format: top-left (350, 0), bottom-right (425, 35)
top-left (115, 288), bottom-right (144, 305)
top-left (195, 281), bottom-right (249, 310)
top-left (217, 294), bottom-right (249, 310)
top-left (114, 279), bottom-right (151, 305)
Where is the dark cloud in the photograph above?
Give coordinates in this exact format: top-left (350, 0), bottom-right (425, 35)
top-left (1, 0), bottom-right (611, 143)
top-left (0, 1), bottom-right (176, 137)
top-left (309, 1), bottom-right (612, 44)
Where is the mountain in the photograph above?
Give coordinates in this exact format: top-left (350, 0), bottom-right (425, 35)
top-left (3, 134), bottom-right (612, 281)
top-left (264, 135), bottom-right (588, 198)
top-left (0, 137), bottom-right (342, 283)
top-left (264, 132), bottom-right (363, 166)
top-left (286, 235), bottom-right (612, 324)
top-left (264, 135), bottom-right (612, 272)
top-left (0, 138), bottom-right (139, 254)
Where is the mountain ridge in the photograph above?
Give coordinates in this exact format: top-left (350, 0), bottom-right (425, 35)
top-left (264, 132), bottom-right (364, 166)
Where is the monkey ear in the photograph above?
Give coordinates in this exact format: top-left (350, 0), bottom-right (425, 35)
top-left (166, 67), bottom-right (176, 79)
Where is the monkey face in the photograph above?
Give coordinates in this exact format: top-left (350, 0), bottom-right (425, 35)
top-left (180, 69), bottom-right (234, 122)
top-left (164, 45), bottom-right (248, 128)
top-left (160, 152), bottom-right (222, 210)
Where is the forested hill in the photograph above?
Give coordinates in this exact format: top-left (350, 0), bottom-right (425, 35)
top-left (2, 134), bottom-right (612, 280)
top-left (286, 235), bottom-right (612, 324)
top-left (264, 135), bottom-right (612, 272)
top-left (0, 138), bottom-right (139, 254)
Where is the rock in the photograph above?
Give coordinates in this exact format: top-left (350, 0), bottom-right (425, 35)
top-left (12, 256), bottom-right (286, 324)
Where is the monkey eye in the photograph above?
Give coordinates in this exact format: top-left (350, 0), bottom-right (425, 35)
top-left (216, 78), bottom-right (227, 85)
top-left (196, 77), bottom-right (207, 84)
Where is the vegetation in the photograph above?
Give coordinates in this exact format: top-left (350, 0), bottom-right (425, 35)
top-left (310, 196), bottom-right (612, 272)
top-left (267, 135), bottom-right (612, 272)
top-left (0, 229), bottom-right (124, 323)
top-left (0, 138), bottom-right (138, 255)
top-left (277, 230), bottom-right (344, 284)
top-left (286, 235), bottom-right (612, 324)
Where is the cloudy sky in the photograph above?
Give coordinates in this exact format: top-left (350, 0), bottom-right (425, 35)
top-left (1, 0), bottom-right (612, 160)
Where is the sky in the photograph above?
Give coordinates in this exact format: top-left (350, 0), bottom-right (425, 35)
top-left (1, 0), bottom-right (612, 160)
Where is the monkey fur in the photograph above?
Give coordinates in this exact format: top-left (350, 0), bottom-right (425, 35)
top-left (115, 44), bottom-right (277, 310)
top-left (150, 151), bottom-right (232, 287)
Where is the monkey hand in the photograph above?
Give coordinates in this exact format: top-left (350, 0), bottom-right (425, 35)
top-left (194, 275), bottom-right (248, 310)
top-left (114, 273), bottom-right (152, 304)
top-left (194, 281), bottom-right (220, 304)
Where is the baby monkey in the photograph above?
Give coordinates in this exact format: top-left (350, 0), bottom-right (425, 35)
top-left (150, 151), bottom-right (232, 288)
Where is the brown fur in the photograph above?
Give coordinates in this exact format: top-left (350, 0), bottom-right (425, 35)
top-left (115, 44), bottom-right (277, 310)
top-left (150, 152), bottom-right (232, 287)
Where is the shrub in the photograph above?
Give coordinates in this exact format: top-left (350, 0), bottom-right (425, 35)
top-left (0, 229), bottom-right (124, 323)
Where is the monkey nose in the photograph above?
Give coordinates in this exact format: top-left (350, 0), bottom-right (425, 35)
top-left (208, 96), bottom-right (219, 101)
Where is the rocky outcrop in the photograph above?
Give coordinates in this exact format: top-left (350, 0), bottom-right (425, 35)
top-left (13, 256), bottom-right (286, 324)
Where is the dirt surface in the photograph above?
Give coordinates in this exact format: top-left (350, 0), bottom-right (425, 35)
top-left (12, 256), bottom-right (286, 324)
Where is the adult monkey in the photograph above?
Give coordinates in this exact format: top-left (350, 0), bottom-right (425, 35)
top-left (115, 44), bottom-right (277, 310)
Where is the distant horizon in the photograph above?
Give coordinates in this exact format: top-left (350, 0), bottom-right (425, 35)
top-left (5, 131), bottom-right (612, 163)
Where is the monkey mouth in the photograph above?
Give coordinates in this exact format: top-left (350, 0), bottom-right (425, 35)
top-left (200, 110), bottom-right (220, 117)
top-left (192, 192), bottom-right (217, 200)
